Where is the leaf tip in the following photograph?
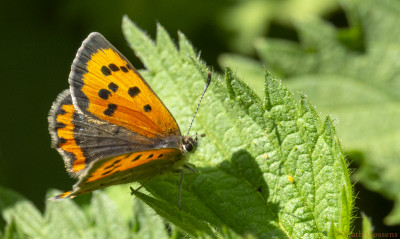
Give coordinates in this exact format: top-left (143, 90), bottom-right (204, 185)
top-left (224, 67), bottom-right (237, 99)
top-left (122, 15), bottom-right (135, 29)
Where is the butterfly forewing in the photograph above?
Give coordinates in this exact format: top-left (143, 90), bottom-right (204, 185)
top-left (69, 33), bottom-right (181, 138)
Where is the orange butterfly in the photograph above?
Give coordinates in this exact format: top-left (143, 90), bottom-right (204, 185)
top-left (48, 32), bottom-right (210, 205)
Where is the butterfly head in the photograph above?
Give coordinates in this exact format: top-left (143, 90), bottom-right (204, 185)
top-left (182, 135), bottom-right (198, 153)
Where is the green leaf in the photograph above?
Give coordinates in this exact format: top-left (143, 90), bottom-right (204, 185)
top-left (1, 186), bottom-right (176, 238)
top-left (384, 199), bottom-right (400, 225)
top-left (44, 190), bottom-right (92, 238)
top-left (221, 0), bottom-right (400, 225)
top-left (122, 17), bottom-right (352, 238)
top-left (3, 218), bottom-right (26, 239)
top-left (132, 196), bottom-right (169, 238)
top-left (91, 192), bottom-right (131, 239)
top-left (0, 186), bottom-right (47, 238)
top-left (218, 0), bottom-right (339, 53)
top-left (361, 212), bottom-right (373, 239)
top-left (218, 53), bottom-right (264, 97)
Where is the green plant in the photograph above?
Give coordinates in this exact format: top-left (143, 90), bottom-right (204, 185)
top-left (220, 0), bottom-right (400, 226)
top-left (0, 17), bottom-right (353, 238)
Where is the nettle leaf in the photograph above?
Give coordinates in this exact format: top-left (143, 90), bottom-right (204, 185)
top-left (0, 187), bottom-right (47, 238)
top-left (132, 195), bottom-right (170, 238)
top-left (220, 0), bottom-right (400, 225)
top-left (361, 212), bottom-right (373, 239)
top-left (122, 16), bottom-right (352, 238)
top-left (0, 187), bottom-right (173, 238)
top-left (44, 190), bottom-right (91, 238)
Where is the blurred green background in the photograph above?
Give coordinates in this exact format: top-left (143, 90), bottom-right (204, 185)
top-left (1, 0), bottom-right (399, 235)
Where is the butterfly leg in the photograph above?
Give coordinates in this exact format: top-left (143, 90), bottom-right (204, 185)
top-left (129, 177), bottom-right (155, 195)
top-left (183, 163), bottom-right (196, 174)
top-left (175, 164), bottom-right (197, 210)
top-left (129, 185), bottom-right (142, 195)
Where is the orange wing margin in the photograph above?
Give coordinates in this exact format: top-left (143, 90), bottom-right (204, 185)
top-left (48, 90), bottom-right (87, 175)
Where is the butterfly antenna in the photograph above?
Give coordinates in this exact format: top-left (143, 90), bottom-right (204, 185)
top-left (186, 72), bottom-right (212, 136)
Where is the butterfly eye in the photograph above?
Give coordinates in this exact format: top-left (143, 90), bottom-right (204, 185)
top-left (184, 141), bottom-right (193, 152)
top-left (183, 137), bottom-right (198, 152)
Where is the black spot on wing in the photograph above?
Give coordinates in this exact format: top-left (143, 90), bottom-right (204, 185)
top-left (108, 82), bottom-right (118, 92)
top-left (58, 108), bottom-right (66, 115)
top-left (55, 122), bottom-right (66, 129)
top-left (104, 159), bottom-right (122, 170)
top-left (102, 170), bottom-right (113, 176)
top-left (128, 87), bottom-right (140, 97)
top-left (104, 164), bottom-right (114, 170)
top-left (131, 154), bottom-right (142, 162)
top-left (108, 63), bottom-right (119, 72)
top-left (57, 137), bottom-right (67, 147)
top-left (104, 104), bottom-right (117, 116)
top-left (98, 89), bottom-right (111, 100)
top-left (143, 104), bottom-right (152, 112)
top-left (101, 66), bottom-right (112, 76)
top-left (120, 66), bottom-right (128, 73)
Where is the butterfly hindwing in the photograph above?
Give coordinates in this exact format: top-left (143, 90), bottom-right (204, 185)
top-left (49, 90), bottom-right (87, 176)
top-left (68, 32), bottom-right (180, 139)
top-left (50, 148), bottom-right (181, 199)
